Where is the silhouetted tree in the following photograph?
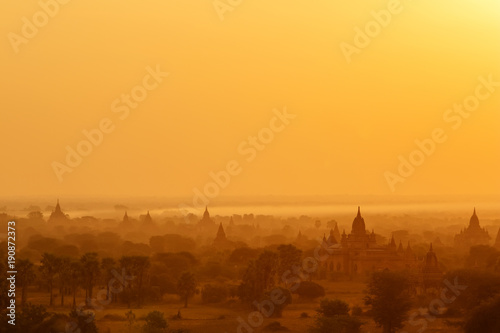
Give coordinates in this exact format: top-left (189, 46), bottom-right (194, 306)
top-left (69, 261), bottom-right (83, 308)
top-left (465, 295), bottom-right (500, 333)
top-left (365, 271), bottom-right (412, 333)
top-left (18, 259), bottom-right (36, 306)
top-left (311, 299), bottom-right (362, 333)
top-left (177, 272), bottom-right (197, 308)
top-left (444, 269), bottom-right (500, 315)
top-left (238, 251), bottom-right (279, 303)
top-left (80, 253), bottom-right (100, 306)
top-left (120, 256), bottom-right (150, 307)
top-left (40, 253), bottom-right (59, 307)
top-left (277, 244), bottom-right (302, 284)
top-left (101, 257), bottom-right (117, 302)
top-left (57, 257), bottom-right (71, 307)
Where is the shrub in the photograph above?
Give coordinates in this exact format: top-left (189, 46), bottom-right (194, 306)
top-left (317, 299), bottom-right (350, 317)
top-left (143, 311), bottom-right (168, 333)
top-left (294, 281), bottom-right (325, 299)
top-left (263, 321), bottom-right (290, 331)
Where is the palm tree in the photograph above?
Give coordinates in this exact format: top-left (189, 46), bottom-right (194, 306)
top-left (17, 259), bottom-right (36, 306)
top-left (57, 257), bottom-right (71, 307)
top-left (177, 272), bottom-right (197, 308)
top-left (81, 253), bottom-right (100, 306)
top-left (69, 261), bottom-right (83, 309)
top-left (100, 257), bottom-right (116, 303)
top-left (119, 256), bottom-right (150, 307)
top-left (40, 253), bottom-right (59, 307)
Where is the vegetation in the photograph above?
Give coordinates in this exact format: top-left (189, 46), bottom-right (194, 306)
top-left (310, 299), bottom-right (362, 333)
top-left (364, 271), bottom-right (412, 333)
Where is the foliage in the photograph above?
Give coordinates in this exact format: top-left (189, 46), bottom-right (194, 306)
top-left (177, 272), bottom-right (198, 308)
top-left (293, 281), bottom-right (325, 299)
top-left (238, 251), bottom-right (279, 303)
top-left (464, 296), bottom-right (500, 333)
top-left (311, 299), bottom-right (362, 333)
top-left (311, 316), bottom-right (362, 333)
top-left (277, 244), bottom-right (302, 281)
top-left (364, 271), bottom-right (412, 333)
top-left (317, 299), bottom-right (350, 317)
top-left (16, 303), bottom-right (50, 333)
top-left (143, 310), bottom-right (168, 333)
top-left (444, 269), bottom-right (500, 314)
top-left (68, 309), bottom-right (99, 333)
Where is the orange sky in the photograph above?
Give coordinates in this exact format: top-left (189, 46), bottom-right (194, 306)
top-left (1, 0), bottom-right (499, 198)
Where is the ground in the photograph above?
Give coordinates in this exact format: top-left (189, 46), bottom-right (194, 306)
top-left (25, 280), bottom-right (463, 333)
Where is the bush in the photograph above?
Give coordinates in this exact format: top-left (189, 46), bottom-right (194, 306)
top-left (263, 321), bottom-right (290, 331)
top-left (201, 284), bottom-right (228, 303)
top-left (259, 287), bottom-right (292, 318)
top-left (310, 299), bottom-right (363, 333)
top-left (143, 311), bottom-right (168, 333)
top-left (311, 316), bottom-right (362, 333)
top-left (294, 281), bottom-right (325, 299)
top-left (317, 299), bottom-right (350, 317)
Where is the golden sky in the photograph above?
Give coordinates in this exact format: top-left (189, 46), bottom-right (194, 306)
top-left (1, 0), bottom-right (499, 198)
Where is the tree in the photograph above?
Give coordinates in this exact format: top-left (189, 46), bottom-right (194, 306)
top-left (81, 253), bottom-right (100, 306)
top-left (238, 251), bottom-right (279, 303)
top-left (120, 256), bottom-right (150, 307)
top-left (57, 257), bottom-right (71, 307)
top-left (27, 211), bottom-right (44, 221)
top-left (69, 261), bottom-right (83, 308)
top-left (143, 310), bottom-right (168, 333)
top-left (444, 269), bottom-right (500, 315)
top-left (177, 272), bottom-right (197, 308)
top-left (16, 303), bottom-right (50, 333)
top-left (101, 257), bottom-right (117, 303)
top-left (18, 259), bottom-right (36, 306)
top-left (68, 309), bottom-right (98, 333)
top-left (311, 299), bottom-right (362, 333)
top-left (40, 253), bottom-right (59, 307)
top-left (465, 295), bottom-right (500, 333)
top-left (365, 271), bottom-right (412, 333)
top-left (277, 244), bottom-right (302, 284)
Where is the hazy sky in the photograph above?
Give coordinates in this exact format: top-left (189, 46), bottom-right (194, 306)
top-left (1, 0), bottom-right (499, 198)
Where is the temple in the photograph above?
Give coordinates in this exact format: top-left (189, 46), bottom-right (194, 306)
top-left (212, 222), bottom-right (235, 249)
top-left (48, 199), bottom-right (69, 223)
top-left (495, 227), bottom-right (500, 250)
top-left (320, 207), bottom-right (417, 277)
top-left (198, 206), bottom-right (216, 228)
top-left (454, 208), bottom-right (490, 248)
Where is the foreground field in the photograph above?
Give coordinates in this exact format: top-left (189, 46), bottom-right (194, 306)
top-left (26, 280), bottom-right (462, 333)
